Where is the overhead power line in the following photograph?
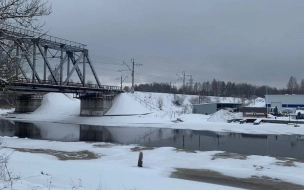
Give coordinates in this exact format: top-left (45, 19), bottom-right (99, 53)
top-left (89, 54), bottom-right (126, 62)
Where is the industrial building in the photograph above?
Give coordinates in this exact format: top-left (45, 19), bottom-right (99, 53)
top-left (265, 94), bottom-right (304, 113)
top-left (192, 103), bottom-right (242, 115)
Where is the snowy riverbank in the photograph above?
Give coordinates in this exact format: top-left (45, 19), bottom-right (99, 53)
top-left (1, 92), bottom-right (304, 189)
top-left (0, 92), bottom-right (303, 135)
top-left (2, 137), bottom-right (304, 190)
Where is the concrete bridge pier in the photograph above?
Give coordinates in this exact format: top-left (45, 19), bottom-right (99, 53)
top-left (79, 94), bottom-right (115, 116)
top-left (15, 94), bottom-right (43, 113)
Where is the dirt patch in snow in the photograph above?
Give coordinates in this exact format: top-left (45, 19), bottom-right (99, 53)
top-left (276, 157), bottom-right (304, 163)
top-left (212, 152), bottom-right (247, 160)
top-left (130, 146), bottom-right (155, 152)
top-left (275, 160), bottom-right (296, 167)
top-left (208, 110), bottom-right (242, 122)
top-left (92, 143), bottom-right (115, 148)
top-left (171, 168), bottom-right (304, 190)
top-left (11, 148), bottom-right (100, 160)
top-left (175, 148), bottom-right (197, 153)
top-left (274, 157), bottom-right (304, 167)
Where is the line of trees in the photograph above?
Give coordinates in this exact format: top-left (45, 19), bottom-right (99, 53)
top-left (132, 76), bottom-right (304, 99)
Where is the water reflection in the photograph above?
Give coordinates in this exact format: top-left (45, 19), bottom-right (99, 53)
top-left (0, 119), bottom-right (304, 158)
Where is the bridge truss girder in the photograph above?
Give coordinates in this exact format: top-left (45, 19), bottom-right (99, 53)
top-left (0, 24), bottom-right (102, 89)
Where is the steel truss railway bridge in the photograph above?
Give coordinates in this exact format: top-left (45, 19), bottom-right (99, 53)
top-left (0, 24), bottom-right (123, 116)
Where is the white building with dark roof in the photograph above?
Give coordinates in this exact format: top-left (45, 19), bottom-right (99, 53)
top-left (265, 94), bottom-right (304, 112)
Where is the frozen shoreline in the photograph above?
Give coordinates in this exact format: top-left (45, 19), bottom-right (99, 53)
top-left (1, 137), bottom-right (304, 190)
top-left (0, 92), bottom-right (303, 136)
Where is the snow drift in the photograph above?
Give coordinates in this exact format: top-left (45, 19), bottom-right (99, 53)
top-left (105, 93), bottom-right (152, 115)
top-left (32, 93), bottom-right (79, 116)
top-left (208, 110), bottom-right (243, 122)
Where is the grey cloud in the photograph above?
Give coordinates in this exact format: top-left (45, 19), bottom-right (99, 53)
top-left (38, 0), bottom-right (304, 88)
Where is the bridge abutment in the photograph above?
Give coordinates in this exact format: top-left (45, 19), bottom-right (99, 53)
top-left (79, 94), bottom-right (115, 116)
top-left (15, 94), bottom-right (43, 113)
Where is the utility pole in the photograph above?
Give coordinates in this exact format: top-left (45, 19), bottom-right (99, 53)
top-left (120, 75), bottom-right (128, 90)
top-left (266, 86), bottom-right (268, 118)
top-left (189, 75), bottom-right (193, 89)
top-left (122, 59), bottom-right (142, 93)
top-left (177, 71), bottom-right (186, 94)
top-left (186, 75), bottom-right (194, 91)
top-left (132, 58), bottom-right (135, 92)
top-left (198, 92), bottom-right (201, 104)
top-left (183, 71), bottom-right (186, 92)
top-left (116, 75), bottom-right (128, 90)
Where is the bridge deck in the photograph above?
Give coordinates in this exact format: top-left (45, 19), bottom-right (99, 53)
top-left (5, 80), bottom-right (123, 94)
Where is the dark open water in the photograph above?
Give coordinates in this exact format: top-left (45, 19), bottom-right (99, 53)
top-left (0, 119), bottom-right (303, 158)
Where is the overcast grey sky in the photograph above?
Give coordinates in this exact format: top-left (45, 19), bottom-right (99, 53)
top-left (39, 0), bottom-right (304, 88)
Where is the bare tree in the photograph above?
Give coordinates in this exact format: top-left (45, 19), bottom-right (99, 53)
top-left (0, 2), bottom-right (51, 188)
top-left (157, 96), bottom-right (163, 110)
top-left (300, 79), bottom-right (304, 94)
top-left (189, 96), bottom-right (199, 104)
top-left (200, 95), bottom-right (211, 103)
top-left (0, 0), bottom-right (51, 28)
top-left (172, 95), bottom-right (185, 106)
top-left (287, 76), bottom-right (299, 94)
top-left (0, 0), bottom-right (52, 80)
top-left (0, 139), bottom-right (20, 190)
top-left (0, 0), bottom-right (52, 106)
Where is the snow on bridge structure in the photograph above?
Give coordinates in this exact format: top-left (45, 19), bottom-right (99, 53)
top-left (0, 24), bottom-right (123, 116)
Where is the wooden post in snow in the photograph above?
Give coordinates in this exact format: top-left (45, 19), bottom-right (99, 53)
top-left (138, 152), bottom-right (143, 167)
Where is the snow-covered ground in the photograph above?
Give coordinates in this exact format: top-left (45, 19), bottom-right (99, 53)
top-left (0, 108), bottom-right (14, 115)
top-left (246, 97), bottom-right (266, 107)
top-left (2, 137), bottom-right (304, 190)
top-left (0, 92), bottom-right (303, 135)
top-left (1, 92), bottom-right (304, 189)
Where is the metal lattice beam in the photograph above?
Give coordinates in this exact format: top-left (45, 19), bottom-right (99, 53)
top-left (0, 24), bottom-right (123, 94)
top-left (63, 52), bottom-right (84, 85)
top-left (36, 43), bottom-right (58, 85)
top-left (86, 51), bottom-right (101, 88)
top-left (15, 39), bottom-right (41, 83)
top-left (67, 52), bottom-right (84, 84)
